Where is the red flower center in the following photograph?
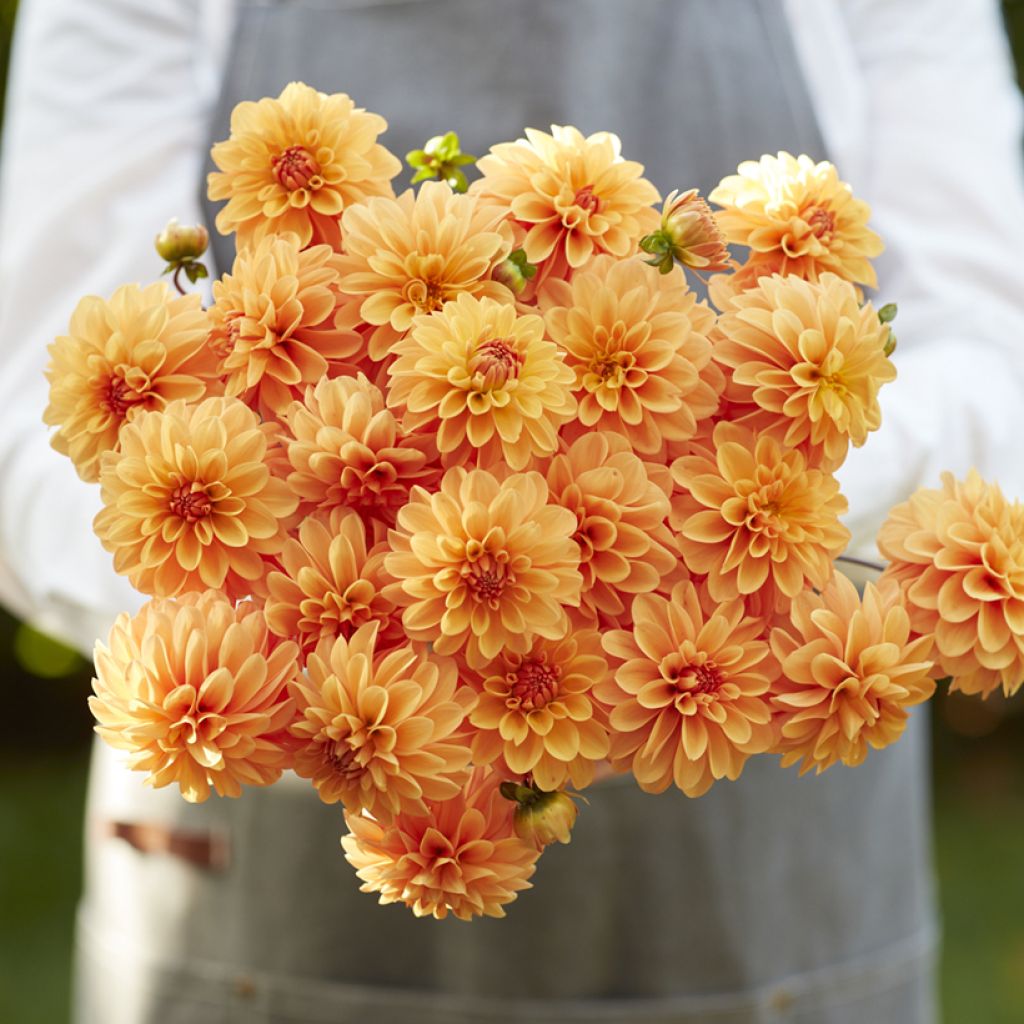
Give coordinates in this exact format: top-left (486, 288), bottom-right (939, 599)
top-left (105, 377), bottom-right (139, 417)
top-left (574, 185), bottom-right (601, 215)
top-left (169, 484), bottom-right (213, 522)
top-left (807, 205), bottom-right (836, 242)
top-left (509, 659), bottom-right (561, 710)
top-left (471, 338), bottom-right (523, 389)
top-left (272, 145), bottom-right (322, 191)
top-left (688, 662), bottom-right (724, 695)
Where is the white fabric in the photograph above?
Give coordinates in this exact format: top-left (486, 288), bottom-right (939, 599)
top-left (0, 0), bottom-right (1022, 652)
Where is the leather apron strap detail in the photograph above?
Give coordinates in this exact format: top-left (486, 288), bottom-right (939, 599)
top-left (102, 819), bottom-right (231, 871)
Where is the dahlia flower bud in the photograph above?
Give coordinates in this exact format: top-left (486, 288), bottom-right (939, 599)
top-left (502, 782), bottom-right (579, 848)
top-left (155, 219), bottom-right (209, 263)
top-left (878, 301), bottom-right (898, 356)
top-left (406, 130), bottom-right (477, 192)
top-left (640, 188), bottom-right (730, 274)
top-left (492, 249), bottom-right (538, 295)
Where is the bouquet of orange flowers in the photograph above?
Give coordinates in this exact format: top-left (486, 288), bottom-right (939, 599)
top-left (42, 82), bottom-right (1024, 921)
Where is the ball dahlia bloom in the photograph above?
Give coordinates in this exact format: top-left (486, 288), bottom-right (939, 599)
top-left (473, 125), bottom-right (660, 284)
top-left (467, 633), bottom-right (612, 791)
top-left (289, 622), bottom-right (472, 819)
top-left (342, 767), bottom-right (540, 920)
top-left (714, 272), bottom-right (896, 469)
top-left (385, 467), bottom-right (583, 669)
top-left (90, 591), bottom-right (299, 803)
top-left (545, 432), bottom-right (676, 622)
top-left (335, 181), bottom-right (515, 360)
top-left (208, 234), bottom-right (365, 418)
top-left (44, 284), bottom-right (218, 482)
top-left (94, 397), bottom-right (297, 598)
top-left (208, 82), bottom-right (400, 249)
top-left (878, 470), bottom-right (1024, 697)
top-left (671, 422), bottom-right (850, 604)
top-left (540, 256), bottom-right (721, 454)
top-left (709, 152), bottom-right (883, 291)
top-left (770, 573), bottom-right (935, 774)
top-left (387, 293), bottom-right (576, 470)
top-left (597, 580), bottom-right (777, 796)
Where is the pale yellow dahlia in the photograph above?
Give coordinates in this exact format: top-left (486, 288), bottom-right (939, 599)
top-left (387, 293), bottom-right (576, 470)
top-left (545, 432), bottom-right (677, 622)
top-left (289, 622), bottom-right (472, 819)
top-left (597, 580), bottom-right (777, 796)
top-left (44, 284), bottom-right (218, 482)
top-left (473, 125), bottom-right (660, 283)
top-left (385, 467), bottom-right (582, 670)
top-left (467, 633), bottom-right (612, 791)
top-left (770, 573), bottom-right (935, 774)
top-left (208, 234), bottom-right (365, 418)
top-left (94, 397), bottom-right (297, 598)
top-left (714, 272), bottom-right (896, 469)
top-left (540, 256), bottom-right (720, 454)
top-left (208, 82), bottom-right (400, 249)
top-left (878, 471), bottom-right (1024, 697)
top-left (91, 591), bottom-right (299, 803)
top-left (671, 422), bottom-right (850, 604)
top-left (280, 374), bottom-right (439, 528)
top-left (342, 767), bottom-right (540, 920)
top-left (335, 181), bottom-right (514, 360)
top-left (709, 152), bottom-right (883, 290)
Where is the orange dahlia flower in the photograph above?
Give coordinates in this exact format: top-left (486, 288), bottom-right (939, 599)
top-left (467, 633), bottom-right (612, 791)
top-left (280, 374), bottom-right (439, 529)
top-left (387, 293), bottom-right (576, 470)
top-left (714, 272), bottom-right (896, 469)
top-left (540, 256), bottom-right (720, 454)
top-left (385, 467), bottom-right (582, 669)
top-left (44, 284), bottom-right (217, 482)
top-left (208, 234), bottom-right (364, 418)
top-left (342, 767), bottom-right (540, 920)
top-left (208, 82), bottom-right (400, 249)
top-left (289, 622), bottom-right (472, 819)
top-left (90, 591), bottom-right (299, 803)
top-left (671, 422), bottom-right (850, 604)
top-left (335, 181), bottom-right (514, 360)
top-left (770, 573), bottom-right (935, 774)
top-left (878, 471), bottom-right (1024, 697)
top-left (94, 397), bottom-right (297, 598)
top-left (473, 125), bottom-right (660, 283)
top-left (709, 152), bottom-right (883, 291)
top-left (597, 580), bottom-right (777, 796)
top-left (545, 432), bottom-right (677, 622)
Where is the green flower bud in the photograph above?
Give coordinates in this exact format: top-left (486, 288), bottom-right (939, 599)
top-left (509, 788), bottom-right (579, 849)
top-left (155, 219), bottom-right (209, 263)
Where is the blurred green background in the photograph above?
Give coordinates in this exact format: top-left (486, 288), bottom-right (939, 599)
top-left (2, 3), bottom-right (1024, 1022)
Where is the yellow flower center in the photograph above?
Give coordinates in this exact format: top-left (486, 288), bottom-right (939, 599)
top-left (462, 553), bottom-right (512, 608)
top-left (272, 145), bottom-right (322, 192)
top-left (104, 376), bottom-right (141, 417)
top-left (403, 276), bottom-right (448, 314)
top-left (723, 478), bottom-right (790, 539)
top-left (806, 205), bottom-right (836, 243)
top-left (586, 346), bottom-right (637, 391)
top-left (508, 659), bottom-right (561, 711)
top-left (169, 483), bottom-right (213, 523)
top-left (470, 338), bottom-right (523, 390)
top-left (209, 314), bottom-right (242, 361)
top-left (662, 649), bottom-right (725, 699)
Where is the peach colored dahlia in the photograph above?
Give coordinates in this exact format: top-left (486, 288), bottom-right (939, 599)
top-left (385, 467), bottom-right (582, 670)
top-left (597, 580), bottom-right (777, 796)
top-left (94, 397), bottom-right (296, 598)
top-left (44, 283), bottom-right (218, 482)
top-left (208, 82), bottom-right (400, 249)
top-left (388, 293), bottom-right (576, 470)
top-left (90, 591), bottom-right (299, 802)
top-left (770, 573), bottom-right (935, 774)
top-left (342, 767), bottom-right (540, 920)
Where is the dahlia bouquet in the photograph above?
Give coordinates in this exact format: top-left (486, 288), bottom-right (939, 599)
top-left (43, 82), bottom-right (1024, 921)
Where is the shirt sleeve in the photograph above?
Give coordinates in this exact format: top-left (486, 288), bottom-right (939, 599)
top-left (0, 0), bottom-right (234, 653)
top-left (785, 0), bottom-right (1024, 558)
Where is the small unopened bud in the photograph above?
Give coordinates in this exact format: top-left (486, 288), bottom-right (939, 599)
top-left (492, 249), bottom-right (538, 295)
top-left (508, 788), bottom-right (579, 849)
top-left (641, 188), bottom-right (731, 276)
top-left (155, 219), bottom-right (209, 263)
top-left (877, 302), bottom-right (897, 356)
top-left (406, 131), bottom-right (477, 193)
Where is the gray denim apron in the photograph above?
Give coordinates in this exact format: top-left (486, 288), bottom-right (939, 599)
top-left (74, 2), bottom-right (939, 1021)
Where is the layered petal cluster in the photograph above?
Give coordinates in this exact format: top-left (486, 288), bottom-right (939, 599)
top-left (289, 622), bottom-right (472, 818)
top-left (94, 397), bottom-right (297, 598)
top-left (342, 767), bottom-right (540, 920)
top-left (473, 126), bottom-right (660, 283)
top-left (44, 284), bottom-right (218, 482)
top-left (264, 508), bottom-right (402, 655)
top-left (878, 470), bottom-right (1024, 697)
top-left (388, 293), bottom-right (576, 470)
top-left (541, 257), bottom-right (721, 453)
top-left (714, 273), bottom-right (895, 468)
top-left (671, 422), bottom-right (850, 604)
top-left (208, 82), bottom-right (400, 249)
top-left (545, 432), bottom-right (676, 623)
top-left (208, 235), bottom-right (365, 417)
top-left (336, 181), bottom-right (514, 359)
top-left (385, 467), bottom-right (582, 669)
top-left (467, 633), bottom-right (612, 791)
top-left (597, 580), bottom-right (777, 796)
top-left (709, 152), bottom-right (883, 291)
top-left (90, 591), bottom-right (299, 802)
top-left (770, 573), bottom-right (935, 774)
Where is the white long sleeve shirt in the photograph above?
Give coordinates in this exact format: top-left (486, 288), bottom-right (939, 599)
top-left (0, 0), bottom-right (1022, 654)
